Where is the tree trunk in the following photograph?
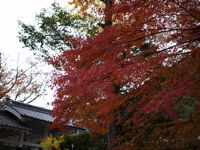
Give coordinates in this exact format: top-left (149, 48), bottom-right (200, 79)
top-left (108, 121), bottom-right (117, 150)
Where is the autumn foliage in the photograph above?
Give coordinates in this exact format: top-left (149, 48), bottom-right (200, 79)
top-left (0, 58), bottom-right (47, 103)
top-left (51, 0), bottom-right (200, 149)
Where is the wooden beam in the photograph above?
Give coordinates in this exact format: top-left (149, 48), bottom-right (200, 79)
top-left (18, 131), bottom-right (24, 147)
top-left (23, 142), bottom-right (41, 148)
top-left (0, 138), bottom-right (18, 145)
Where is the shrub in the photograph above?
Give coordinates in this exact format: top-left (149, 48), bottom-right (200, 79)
top-left (60, 133), bottom-right (108, 150)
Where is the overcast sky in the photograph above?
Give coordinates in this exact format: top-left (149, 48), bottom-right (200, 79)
top-left (0, 0), bottom-right (67, 108)
top-left (0, 0), bottom-right (66, 63)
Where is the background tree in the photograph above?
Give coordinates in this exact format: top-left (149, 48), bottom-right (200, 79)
top-left (18, 2), bottom-right (100, 62)
top-left (0, 54), bottom-right (48, 104)
top-left (50, 0), bottom-right (200, 149)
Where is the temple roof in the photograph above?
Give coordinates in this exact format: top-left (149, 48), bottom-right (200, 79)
top-left (1, 99), bottom-right (54, 123)
top-left (0, 110), bottom-right (29, 130)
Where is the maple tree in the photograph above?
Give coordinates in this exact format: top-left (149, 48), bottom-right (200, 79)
top-left (0, 55), bottom-right (47, 104)
top-left (50, 0), bottom-right (200, 149)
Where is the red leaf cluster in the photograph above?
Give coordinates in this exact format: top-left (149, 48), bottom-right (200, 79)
top-left (51, 0), bottom-right (200, 149)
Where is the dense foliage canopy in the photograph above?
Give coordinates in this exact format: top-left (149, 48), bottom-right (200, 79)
top-left (48, 0), bottom-right (199, 149)
top-left (18, 2), bottom-right (100, 61)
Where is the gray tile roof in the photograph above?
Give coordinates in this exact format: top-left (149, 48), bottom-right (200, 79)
top-left (5, 100), bottom-right (54, 122)
top-left (0, 110), bottom-right (29, 130)
top-left (0, 100), bottom-right (87, 132)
